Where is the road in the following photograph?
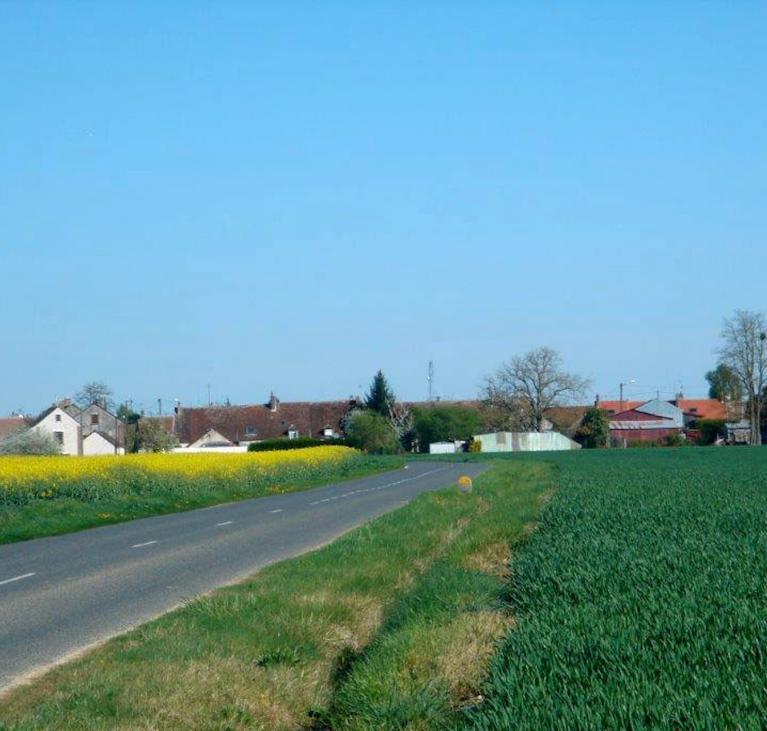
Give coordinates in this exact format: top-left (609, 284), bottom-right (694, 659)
top-left (0, 461), bottom-right (484, 693)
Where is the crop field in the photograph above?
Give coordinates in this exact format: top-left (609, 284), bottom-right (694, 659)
top-left (466, 448), bottom-right (767, 729)
top-left (0, 446), bottom-right (359, 505)
top-left (0, 446), bottom-right (397, 543)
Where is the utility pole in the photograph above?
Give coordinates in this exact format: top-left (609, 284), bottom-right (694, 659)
top-left (207, 384), bottom-right (212, 406)
top-left (158, 398), bottom-right (162, 416)
top-left (427, 361), bottom-right (434, 401)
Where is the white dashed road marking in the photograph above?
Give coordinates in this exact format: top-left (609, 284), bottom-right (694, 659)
top-left (131, 541), bottom-right (158, 549)
top-left (216, 521), bottom-right (233, 526)
top-left (0, 572), bottom-right (36, 587)
top-left (269, 509), bottom-right (284, 514)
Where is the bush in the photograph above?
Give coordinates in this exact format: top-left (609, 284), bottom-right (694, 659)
top-left (344, 411), bottom-right (401, 454)
top-left (575, 407), bottom-right (609, 449)
top-left (467, 438), bottom-right (482, 453)
top-left (695, 419), bottom-right (726, 446)
top-left (248, 437), bottom-right (350, 452)
top-left (0, 429), bottom-right (60, 456)
top-left (411, 406), bottom-right (482, 453)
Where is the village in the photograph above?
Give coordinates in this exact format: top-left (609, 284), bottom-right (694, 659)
top-left (0, 379), bottom-right (749, 457)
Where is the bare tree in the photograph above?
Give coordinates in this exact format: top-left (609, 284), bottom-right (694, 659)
top-left (482, 347), bottom-right (589, 432)
top-left (718, 310), bottom-right (767, 445)
top-left (75, 381), bottom-right (114, 410)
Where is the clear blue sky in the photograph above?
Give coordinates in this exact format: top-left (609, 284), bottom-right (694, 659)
top-left (2, 2), bottom-right (765, 415)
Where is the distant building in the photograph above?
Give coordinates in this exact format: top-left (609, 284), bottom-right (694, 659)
top-left (608, 399), bottom-right (685, 444)
top-left (175, 394), bottom-right (357, 446)
top-left (30, 400), bottom-right (125, 455)
top-left (83, 430), bottom-right (125, 456)
top-left (474, 431), bottom-right (580, 452)
top-left (428, 440), bottom-right (465, 454)
top-left (0, 415), bottom-right (29, 442)
top-left (64, 402), bottom-right (123, 445)
top-left (31, 405), bottom-right (82, 455)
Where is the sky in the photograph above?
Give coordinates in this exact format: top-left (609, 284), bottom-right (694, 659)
top-left (1, 2), bottom-right (766, 415)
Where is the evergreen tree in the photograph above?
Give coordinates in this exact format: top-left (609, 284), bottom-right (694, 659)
top-left (575, 406), bottom-right (610, 449)
top-left (365, 370), bottom-right (396, 416)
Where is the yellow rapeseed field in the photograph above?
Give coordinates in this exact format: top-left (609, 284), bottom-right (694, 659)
top-left (0, 446), bottom-right (359, 505)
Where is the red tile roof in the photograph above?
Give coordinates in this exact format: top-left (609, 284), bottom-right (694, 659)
top-left (673, 399), bottom-right (727, 421)
top-left (598, 400), bottom-right (644, 413)
top-left (0, 416), bottom-right (30, 441)
top-left (176, 400), bottom-right (356, 445)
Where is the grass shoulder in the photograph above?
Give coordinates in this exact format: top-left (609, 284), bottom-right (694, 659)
top-left (0, 459), bottom-right (552, 730)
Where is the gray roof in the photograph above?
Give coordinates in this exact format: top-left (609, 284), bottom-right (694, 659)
top-left (635, 399), bottom-right (685, 428)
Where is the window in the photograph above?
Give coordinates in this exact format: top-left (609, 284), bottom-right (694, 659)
top-left (53, 432), bottom-right (64, 445)
top-left (55, 414), bottom-right (61, 422)
top-left (91, 414), bottom-right (100, 426)
top-left (245, 425), bottom-right (256, 437)
top-left (689, 407), bottom-right (698, 414)
top-left (288, 429), bottom-right (299, 440)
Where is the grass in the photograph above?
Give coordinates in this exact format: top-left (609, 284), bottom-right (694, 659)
top-left (0, 460), bottom-right (551, 730)
top-left (466, 447), bottom-right (767, 730)
top-left (0, 451), bottom-right (402, 544)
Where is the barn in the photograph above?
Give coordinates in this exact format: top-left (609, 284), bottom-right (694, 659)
top-left (608, 399), bottom-right (685, 445)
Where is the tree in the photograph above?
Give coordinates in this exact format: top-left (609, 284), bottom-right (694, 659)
top-left (365, 370), bottom-right (396, 417)
top-left (718, 310), bottom-right (767, 445)
top-left (344, 410), bottom-right (400, 454)
top-left (482, 347), bottom-right (589, 432)
top-left (128, 418), bottom-right (178, 453)
top-left (705, 363), bottom-right (743, 403)
top-left (411, 405), bottom-right (482, 453)
top-left (75, 381), bottom-right (114, 410)
top-left (0, 428), bottom-right (60, 455)
top-left (575, 407), bottom-right (609, 449)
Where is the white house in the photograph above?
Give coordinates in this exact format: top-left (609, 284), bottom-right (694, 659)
top-left (83, 430), bottom-right (124, 456)
top-left (32, 406), bottom-right (82, 456)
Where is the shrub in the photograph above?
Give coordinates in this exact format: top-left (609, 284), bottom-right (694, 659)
top-left (248, 437), bottom-right (350, 452)
top-left (0, 429), bottom-right (60, 456)
top-left (344, 411), bottom-right (401, 454)
top-left (695, 419), bottom-right (726, 446)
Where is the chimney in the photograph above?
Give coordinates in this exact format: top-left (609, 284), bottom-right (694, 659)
top-left (268, 392), bottom-right (279, 412)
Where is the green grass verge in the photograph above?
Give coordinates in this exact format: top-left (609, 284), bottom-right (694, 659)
top-left (0, 460), bottom-right (551, 730)
top-left (466, 447), bottom-right (767, 729)
top-left (0, 454), bottom-right (402, 545)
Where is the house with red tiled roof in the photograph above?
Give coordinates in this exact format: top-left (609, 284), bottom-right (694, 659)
top-left (175, 394), bottom-right (356, 446)
top-left (0, 415), bottom-right (30, 441)
top-left (671, 398), bottom-right (728, 422)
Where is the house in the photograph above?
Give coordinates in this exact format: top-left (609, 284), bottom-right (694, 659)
top-left (543, 406), bottom-right (590, 438)
top-left (83, 430), bottom-right (124, 456)
top-left (671, 398), bottom-right (728, 424)
top-left (608, 399), bottom-right (685, 444)
top-left (63, 401), bottom-right (124, 444)
top-left (31, 406), bottom-right (82, 455)
top-left (474, 431), bottom-right (580, 452)
top-left (0, 415), bottom-right (29, 442)
top-left (175, 394), bottom-right (357, 446)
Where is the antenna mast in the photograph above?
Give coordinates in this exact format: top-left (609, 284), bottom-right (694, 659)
top-left (428, 361), bottom-right (434, 401)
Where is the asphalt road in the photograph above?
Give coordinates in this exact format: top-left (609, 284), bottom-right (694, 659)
top-left (0, 461), bottom-right (485, 693)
